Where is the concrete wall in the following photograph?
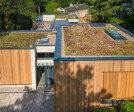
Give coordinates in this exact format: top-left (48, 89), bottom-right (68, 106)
top-left (43, 14), bottom-right (55, 21)
top-left (68, 19), bottom-right (79, 23)
top-left (69, 9), bottom-right (89, 17)
top-left (36, 46), bottom-right (55, 53)
top-left (37, 59), bottom-right (54, 66)
top-left (31, 49), bottom-right (37, 90)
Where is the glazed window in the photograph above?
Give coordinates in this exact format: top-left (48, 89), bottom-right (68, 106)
top-left (37, 53), bottom-right (54, 58)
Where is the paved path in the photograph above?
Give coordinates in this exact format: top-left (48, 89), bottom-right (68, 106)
top-left (0, 87), bottom-right (54, 112)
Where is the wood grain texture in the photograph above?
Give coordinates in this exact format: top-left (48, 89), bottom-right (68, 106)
top-left (54, 60), bottom-right (134, 112)
top-left (102, 72), bottom-right (134, 100)
top-left (0, 50), bottom-right (32, 85)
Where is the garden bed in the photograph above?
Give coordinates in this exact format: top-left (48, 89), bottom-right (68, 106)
top-left (63, 25), bottom-right (134, 56)
top-left (0, 32), bottom-right (55, 48)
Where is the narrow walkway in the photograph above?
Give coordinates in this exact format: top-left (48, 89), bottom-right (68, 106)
top-left (0, 87), bottom-right (54, 112)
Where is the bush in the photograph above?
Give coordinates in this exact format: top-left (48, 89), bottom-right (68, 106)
top-left (95, 107), bottom-right (116, 112)
top-left (120, 100), bottom-right (134, 112)
top-left (45, 2), bottom-right (60, 14)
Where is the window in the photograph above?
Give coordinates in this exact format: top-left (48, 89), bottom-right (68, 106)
top-left (37, 53), bottom-right (54, 59)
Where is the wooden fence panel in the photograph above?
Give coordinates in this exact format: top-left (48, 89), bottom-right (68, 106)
top-left (0, 50), bottom-right (32, 85)
top-left (54, 60), bottom-right (134, 112)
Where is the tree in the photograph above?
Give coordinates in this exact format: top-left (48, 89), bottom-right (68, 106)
top-left (45, 2), bottom-right (60, 14)
top-left (0, 0), bottom-right (37, 30)
top-left (88, 0), bottom-right (130, 23)
top-left (32, 0), bottom-right (49, 15)
top-left (0, 0), bottom-right (21, 29)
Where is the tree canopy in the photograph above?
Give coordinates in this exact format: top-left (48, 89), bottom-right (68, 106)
top-left (89, 0), bottom-right (127, 22)
top-left (45, 2), bottom-right (60, 14)
top-left (88, 0), bottom-right (134, 32)
top-left (0, 0), bottom-right (133, 32)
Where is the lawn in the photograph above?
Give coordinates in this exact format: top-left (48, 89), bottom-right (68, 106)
top-left (63, 25), bottom-right (134, 56)
top-left (55, 15), bottom-right (75, 19)
top-left (0, 32), bottom-right (54, 48)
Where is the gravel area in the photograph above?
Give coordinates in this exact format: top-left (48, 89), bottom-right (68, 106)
top-left (0, 87), bottom-right (54, 112)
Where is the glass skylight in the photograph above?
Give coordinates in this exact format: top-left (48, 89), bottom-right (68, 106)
top-left (105, 29), bottom-right (127, 40)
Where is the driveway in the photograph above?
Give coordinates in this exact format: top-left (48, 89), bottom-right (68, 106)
top-left (0, 86), bottom-right (54, 112)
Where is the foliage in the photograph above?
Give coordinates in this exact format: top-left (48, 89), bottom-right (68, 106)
top-left (0, 0), bottom-right (49, 30)
top-left (108, 17), bottom-right (126, 25)
top-left (95, 101), bottom-right (134, 112)
top-left (45, 2), bottom-right (60, 14)
top-left (88, 0), bottom-right (134, 32)
top-left (95, 107), bottom-right (116, 112)
top-left (0, 0), bottom-right (37, 30)
top-left (87, 0), bottom-right (96, 6)
top-left (88, 0), bottom-right (128, 23)
top-left (54, 0), bottom-right (93, 8)
top-left (120, 100), bottom-right (134, 112)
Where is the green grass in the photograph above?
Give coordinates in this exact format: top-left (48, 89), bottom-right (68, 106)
top-left (0, 32), bottom-right (54, 48)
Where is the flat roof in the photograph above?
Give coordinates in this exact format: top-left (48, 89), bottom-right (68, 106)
top-left (34, 16), bottom-right (42, 23)
top-left (54, 23), bottom-right (134, 61)
top-left (64, 3), bottom-right (90, 12)
top-left (63, 24), bottom-right (134, 56)
top-left (42, 13), bottom-right (55, 15)
top-left (55, 15), bottom-right (75, 19)
top-left (54, 20), bottom-right (68, 28)
top-left (0, 32), bottom-right (56, 48)
top-left (37, 21), bottom-right (52, 31)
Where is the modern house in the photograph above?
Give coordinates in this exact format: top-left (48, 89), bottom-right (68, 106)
top-left (0, 13), bottom-right (79, 90)
top-left (59, 3), bottom-right (92, 17)
top-left (54, 23), bottom-right (134, 111)
top-left (0, 13), bottom-right (134, 111)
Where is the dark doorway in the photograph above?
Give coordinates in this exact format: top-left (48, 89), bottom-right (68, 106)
top-left (37, 65), bottom-right (54, 86)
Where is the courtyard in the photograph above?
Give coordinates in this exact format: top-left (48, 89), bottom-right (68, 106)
top-left (0, 87), bottom-right (54, 112)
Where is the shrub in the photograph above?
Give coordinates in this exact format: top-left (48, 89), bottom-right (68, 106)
top-left (120, 100), bottom-right (134, 112)
top-left (95, 107), bottom-right (116, 112)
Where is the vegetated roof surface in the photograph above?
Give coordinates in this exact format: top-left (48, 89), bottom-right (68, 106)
top-left (55, 15), bottom-right (75, 19)
top-left (0, 32), bottom-right (55, 48)
top-left (63, 25), bottom-right (134, 56)
top-left (37, 21), bottom-right (52, 30)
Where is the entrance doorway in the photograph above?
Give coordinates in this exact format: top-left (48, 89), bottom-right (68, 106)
top-left (37, 65), bottom-right (54, 86)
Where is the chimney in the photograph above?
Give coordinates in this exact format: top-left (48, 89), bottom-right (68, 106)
top-left (70, 3), bottom-right (73, 7)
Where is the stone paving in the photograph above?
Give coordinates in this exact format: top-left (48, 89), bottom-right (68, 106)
top-left (0, 86), bottom-right (54, 112)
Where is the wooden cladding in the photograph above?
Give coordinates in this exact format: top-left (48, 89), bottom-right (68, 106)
top-left (102, 72), bottom-right (134, 101)
top-left (54, 61), bottom-right (134, 112)
top-left (0, 50), bottom-right (32, 85)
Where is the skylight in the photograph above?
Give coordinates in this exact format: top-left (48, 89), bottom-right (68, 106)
top-left (105, 30), bottom-right (127, 40)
